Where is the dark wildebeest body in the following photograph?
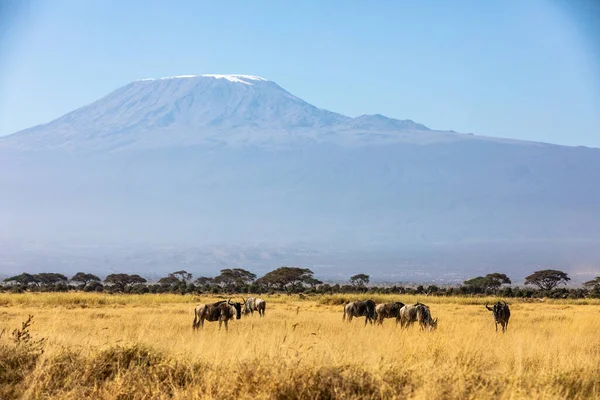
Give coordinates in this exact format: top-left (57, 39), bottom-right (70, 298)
top-left (399, 302), bottom-right (438, 331)
top-left (244, 297), bottom-right (266, 317)
top-left (485, 301), bottom-right (510, 332)
top-left (375, 302), bottom-right (405, 325)
top-left (343, 300), bottom-right (377, 326)
top-left (193, 299), bottom-right (243, 331)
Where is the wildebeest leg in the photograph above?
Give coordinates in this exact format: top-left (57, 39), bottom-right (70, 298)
top-left (224, 320), bottom-right (228, 331)
top-left (219, 320), bottom-right (223, 330)
top-left (348, 315), bottom-right (353, 322)
top-left (495, 321), bottom-right (498, 332)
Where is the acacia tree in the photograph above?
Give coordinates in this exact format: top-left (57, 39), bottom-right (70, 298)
top-left (70, 272), bottom-right (101, 287)
top-left (525, 269), bottom-right (570, 291)
top-left (104, 273), bottom-right (147, 292)
top-left (464, 273), bottom-right (511, 292)
top-left (213, 268), bottom-right (256, 290)
top-left (583, 277), bottom-right (600, 297)
top-left (350, 274), bottom-right (370, 287)
top-left (4, 273), bottom-right (38, 286)
top-left (485, 273), bottom-right (511, 289)
top-left (170, 270), bottom-right (192, 283)
top-left (157, 275), bottom-right (180, 286)
top-left (256, 267), bottom-right (316, 293)
top-left (305, 277), bottom-right (323, 289)
top-left (34, 273), bottom-right (68, 288)
top-left (583, 277), bottom-right (600, 290)
top-left (194, 277), bottom-right (214, 286)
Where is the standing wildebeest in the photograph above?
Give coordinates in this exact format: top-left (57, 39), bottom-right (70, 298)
top-left (399, 302), bottom-right (438, 331)
top-left (243, 297), bottom-right (255, 314)
top-left (485, 301), bottom-right (510, 332)
top-left (343, 300), bottom-right (378, 325)
top-left (244, 297), bottom-right (266, 317)
top-left (375, 302), bottom-right (405, 325)
top-left (254, 298), bottom-right (266, 317)
top-left (193, 298), bottom-right (243, 331)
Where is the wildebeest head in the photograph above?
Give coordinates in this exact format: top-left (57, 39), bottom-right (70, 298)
top-left (228, 298), bottom-right (243, 319)
top-left (430, 317), bottom-right (438, 331)
top-left (486, 301), bottom-right (508, 318)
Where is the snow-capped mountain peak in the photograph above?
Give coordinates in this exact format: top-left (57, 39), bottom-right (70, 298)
top-left (202, 74), bottom-right (268, 84)
top-left (137, 74), bottom-right (268, 85)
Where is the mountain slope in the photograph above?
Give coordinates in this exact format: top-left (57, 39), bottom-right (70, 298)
top-left (0, 74), bottom-right (599, 278)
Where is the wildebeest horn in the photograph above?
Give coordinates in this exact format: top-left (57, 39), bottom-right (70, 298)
top-left (228, 298), bottom-right (233, 305)
top-left (241, 298), bottom-right (245, 305)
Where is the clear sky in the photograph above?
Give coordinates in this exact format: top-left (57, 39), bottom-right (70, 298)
top-left (1, 0), bottom-right (599, 147)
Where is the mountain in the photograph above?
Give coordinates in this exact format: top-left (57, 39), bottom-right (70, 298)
top-left (1, 74), bottom-right (514, 151)
top-left (1, 74), bottom-right (599, 281)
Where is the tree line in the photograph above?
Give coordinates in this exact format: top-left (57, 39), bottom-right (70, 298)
top-left (2, 267), bottom-right (600, 298)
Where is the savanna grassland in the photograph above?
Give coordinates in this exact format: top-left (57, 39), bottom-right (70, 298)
top-left (1, 293), bottom-right (599, 399)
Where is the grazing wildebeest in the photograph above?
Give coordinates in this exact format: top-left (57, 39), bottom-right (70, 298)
top-left (485, 301), bottom-right (510, 333)
top-left (244, 297), bottom-right (266, 317)
top-left (243, 297), bottom-right (255, 314)
top-left (343, 300), bottom-right (378, 325)
top-left (375, 302), bottom-right (405, 325)
top-left (399, 302), bottom-right (438, 331)
top-left (192, 298), bottom-right (243, 331)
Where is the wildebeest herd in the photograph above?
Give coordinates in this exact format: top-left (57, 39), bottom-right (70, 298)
top-left (193, 297), bottom-right (511, 333)
top-left (193, 297), bottom-right (266, 331)
top-left (343, 300), bottom-right (439, 331)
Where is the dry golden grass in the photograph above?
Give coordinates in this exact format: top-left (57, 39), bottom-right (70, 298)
top-left (1, 293), bottom-right (599, 399)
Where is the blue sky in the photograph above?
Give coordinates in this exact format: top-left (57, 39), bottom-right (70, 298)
top-left (1, 0), bottom-right (599, 147)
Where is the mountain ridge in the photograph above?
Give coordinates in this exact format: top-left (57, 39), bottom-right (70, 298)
top-left (0, 74), bottom-right (559, 152)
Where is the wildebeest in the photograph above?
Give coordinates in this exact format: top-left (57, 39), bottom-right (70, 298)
top-left (192, 298), bottom-right (243, 331)
top-left (254, 298), bottom-right (266, 317)
top-left (343, 300), bottom-right (378, 325)
top-left (243, 297), bottom-right (266, 317)
top-left (243, 297), bottom-right (255, 314)
top-left (375, 302), bottom-right (405, 325)
top-left (399, 302), bottom-right (438, 331)
top-left (343, 302), bottom-right (355, 320)
top-left (485, 301), bottom-right (510, 332)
